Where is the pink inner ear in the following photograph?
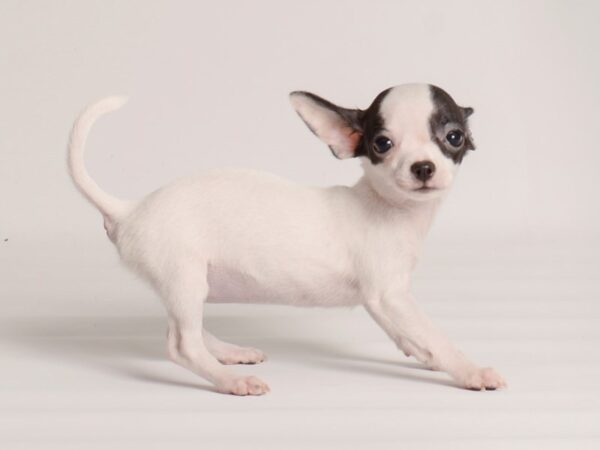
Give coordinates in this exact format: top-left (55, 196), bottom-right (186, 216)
top-left (339, 127), bottom-right (362, 157)
top-left (349, 129), bottom-right (362, 147)
top-left (326, 125), bottom-right (363, 158)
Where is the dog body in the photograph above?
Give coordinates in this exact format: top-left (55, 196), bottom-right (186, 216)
top-left (68, 84), bottom-right (506, 395)
top-left (119, 169), bottom-right (431, 308)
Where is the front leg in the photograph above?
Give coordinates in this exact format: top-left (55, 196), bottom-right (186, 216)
top-left (364, 292), bottom-right (506, 390)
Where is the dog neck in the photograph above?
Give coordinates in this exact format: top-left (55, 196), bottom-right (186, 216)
top-left (351, 175), bottom-right (443, 241)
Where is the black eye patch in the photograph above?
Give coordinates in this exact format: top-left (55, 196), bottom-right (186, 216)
top-left (429, 85), bottom-right (475, 164)
top-left (353, 88), bottom-right (392, 165)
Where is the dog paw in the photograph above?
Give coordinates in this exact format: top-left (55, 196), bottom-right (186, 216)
top-left (217, 347), bottom-right (267, 365)
top-left (462, 367), bottom-right (507, 391)
top-left (217, 376), bottom-right (270, 396)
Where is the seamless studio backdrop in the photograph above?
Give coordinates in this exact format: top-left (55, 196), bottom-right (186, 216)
top-left (1, 1), bottom-right (599, 449)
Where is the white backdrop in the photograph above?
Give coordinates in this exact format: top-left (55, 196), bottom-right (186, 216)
top-left (2, 0), bottom-right (599, 242)
top-left (1, 1), bottom-right (599, 448)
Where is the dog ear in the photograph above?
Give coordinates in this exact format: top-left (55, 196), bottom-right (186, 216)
top-left (461, 106), bottom-right (474, 118)
top-left (289, 91), bottom-right (363, 159)
top-left (460, 107), bottom-right (475, 150)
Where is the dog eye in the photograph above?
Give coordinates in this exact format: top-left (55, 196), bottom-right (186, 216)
top-left (446, 130), bottom-right (464, 148)
top-left (374, 136), bottom-right (393, 154)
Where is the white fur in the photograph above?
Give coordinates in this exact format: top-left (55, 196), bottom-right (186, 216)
top-left (68, 85), bottom-right (505, 395)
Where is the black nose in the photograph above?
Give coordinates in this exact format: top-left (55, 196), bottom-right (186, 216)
top-left (410, 161), bottom-right (436, 182)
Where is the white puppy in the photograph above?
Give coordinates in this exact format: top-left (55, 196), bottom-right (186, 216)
top-left (68, 83), bottom-right (506, 395)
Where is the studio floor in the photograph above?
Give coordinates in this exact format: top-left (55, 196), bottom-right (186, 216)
top-left (1, 236), bottom-right (599, 449)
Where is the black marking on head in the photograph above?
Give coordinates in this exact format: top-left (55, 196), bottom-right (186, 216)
top-left (429, 85), bottom-right (475, 164)
top-left (353, 88), bottom-right (392, 165)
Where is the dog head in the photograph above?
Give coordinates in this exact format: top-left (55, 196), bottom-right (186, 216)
top-left (290, 84), bottom-right (475, 203)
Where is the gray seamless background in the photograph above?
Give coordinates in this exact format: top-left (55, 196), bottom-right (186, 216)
top-left (1, 1), bottom-right (599, 449)
top-left (3, 1), bottom-right (598, 243)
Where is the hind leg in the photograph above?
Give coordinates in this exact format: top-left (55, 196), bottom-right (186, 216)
top-left (203, 330), bottom-right (267, 365)
top-left (163, 268), bottom-right (270, 396)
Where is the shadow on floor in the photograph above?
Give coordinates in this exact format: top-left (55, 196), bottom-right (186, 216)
top-left (2, 314), bottom-right (457, 391)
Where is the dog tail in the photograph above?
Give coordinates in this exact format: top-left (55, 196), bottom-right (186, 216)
top-left (67, 96), bottom-right (132, 225)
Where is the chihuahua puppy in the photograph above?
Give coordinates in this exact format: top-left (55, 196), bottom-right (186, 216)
top-left (68, 84), bottom-right (506, 395)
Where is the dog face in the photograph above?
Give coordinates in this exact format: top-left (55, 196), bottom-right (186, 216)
top-left (290, 83), bottom-right (474, 203)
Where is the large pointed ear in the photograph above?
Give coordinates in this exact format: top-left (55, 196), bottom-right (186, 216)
top-left (289, 91), bottom-right (363, 159)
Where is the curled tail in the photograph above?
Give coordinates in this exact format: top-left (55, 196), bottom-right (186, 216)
top-left (67, 96), bottom-right (131, 222)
